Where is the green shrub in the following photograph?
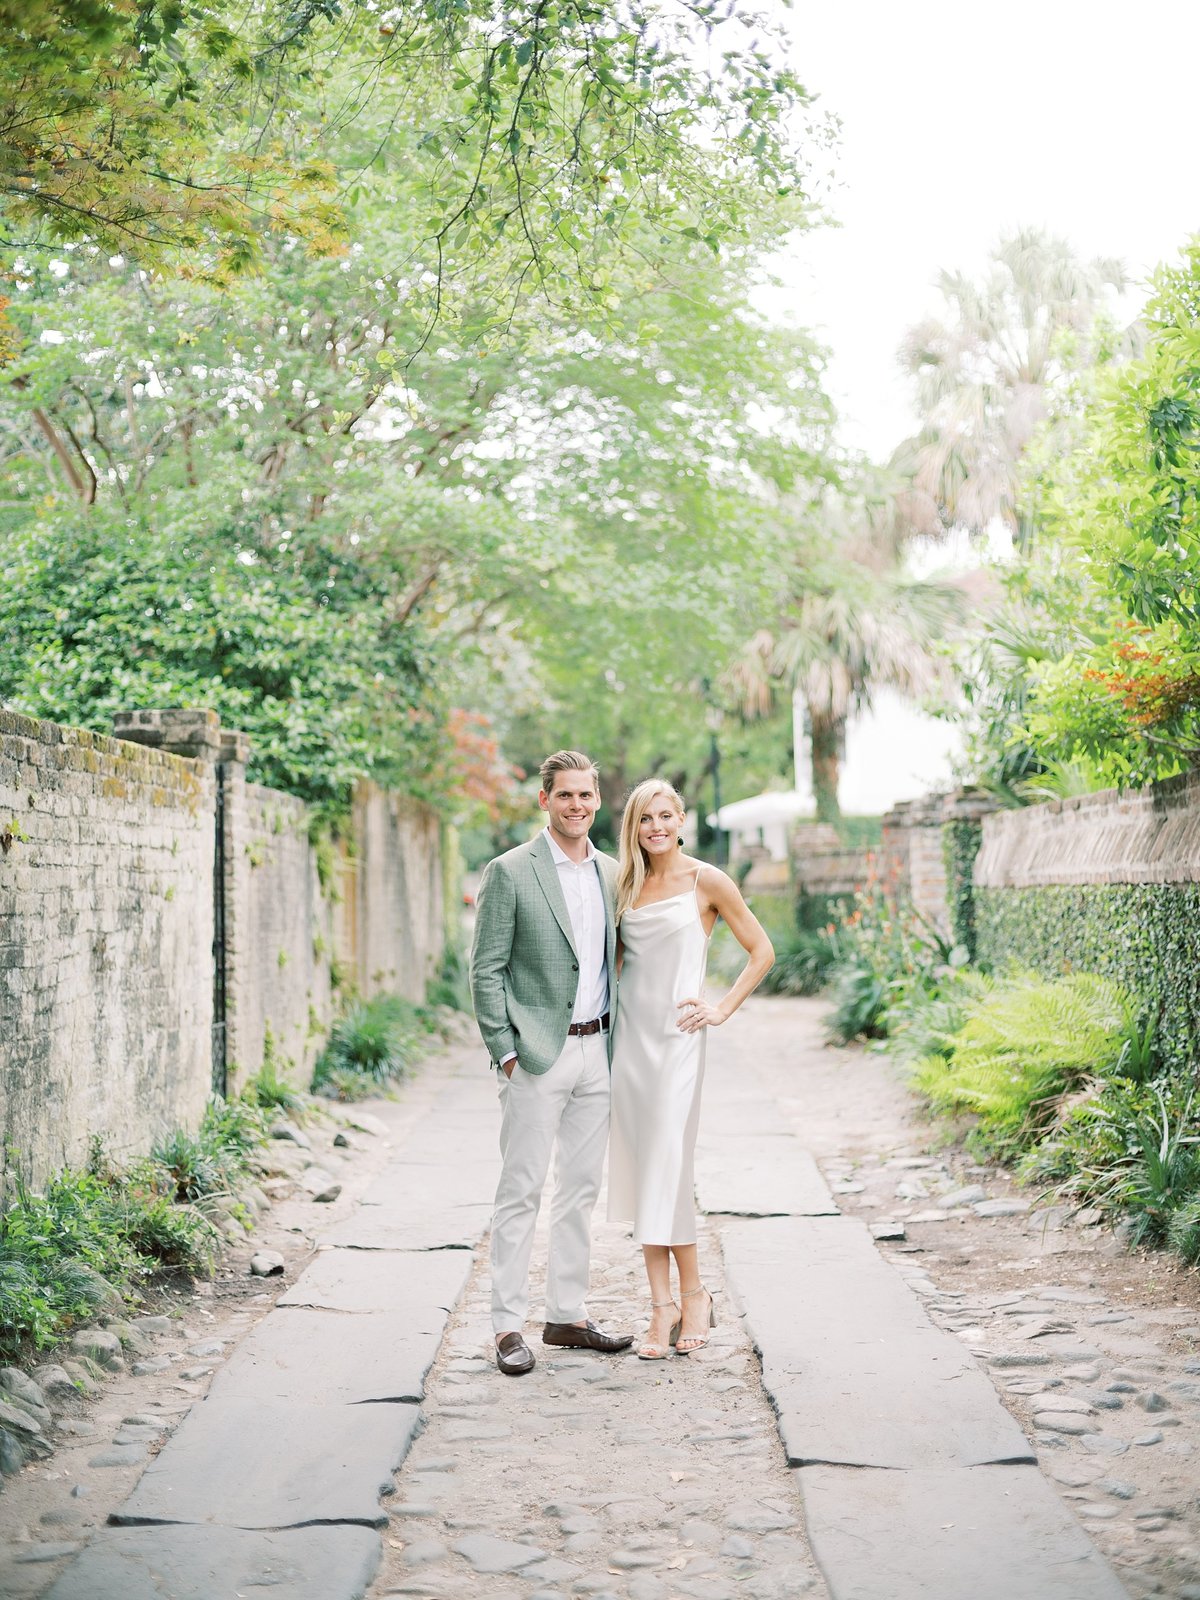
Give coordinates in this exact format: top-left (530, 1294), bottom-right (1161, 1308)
top-left (243, 1034), bottom-right (309, 1118)
top-left (911, 972), bottom-right (1141, 1159)
top-left (426, 944), bottom-right (471, 1012)
top-left (759, 925), bottom-right (838, 997)
top-left (975, 881), bottom-right (1200, 1074)
top-left (823, 867), bottom-right (963, 1044)
top-left (1025, 1075), bottom-right (1200, 1252)
top-left (312, 994), bottom-right (423, 1096)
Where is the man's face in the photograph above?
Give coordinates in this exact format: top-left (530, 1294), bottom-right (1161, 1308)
top-left (539, 768), bottom-right (601, 843)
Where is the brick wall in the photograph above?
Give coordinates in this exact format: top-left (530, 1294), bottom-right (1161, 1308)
top-left (223, 779), bottom-right (334, 1091)
top-left (973, 770), bottom-right (1200, 890)
top-left (0, 708), bottom-right (447, 1186)
top-left (0, 709), bottom-right (214, 1182)
top-left (353, 784), bottom-right (444, 1003)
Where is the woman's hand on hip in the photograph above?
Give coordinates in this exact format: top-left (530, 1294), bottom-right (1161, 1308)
top-left (676, 998), bottom-right (725, 1033)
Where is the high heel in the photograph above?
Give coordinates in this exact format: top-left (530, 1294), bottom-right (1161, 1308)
top-left (637, 1299), bottom-right (681, 1361)
top-left (675, 1286), bottom-right (716, 1353)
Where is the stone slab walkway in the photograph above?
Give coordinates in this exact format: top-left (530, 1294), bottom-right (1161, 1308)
top-left (42, 1001), bottom-right (1132, 1600)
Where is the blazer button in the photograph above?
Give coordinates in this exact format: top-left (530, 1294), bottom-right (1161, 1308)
top-left (572, 963), bottom-right (579, 972)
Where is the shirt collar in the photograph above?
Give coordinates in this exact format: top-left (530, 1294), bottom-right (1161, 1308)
top-left (543, 827), bottom-right (597, 867)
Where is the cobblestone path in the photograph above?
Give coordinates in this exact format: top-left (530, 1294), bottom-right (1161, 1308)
top-left (369, 1209), bottom-right (827, 1600)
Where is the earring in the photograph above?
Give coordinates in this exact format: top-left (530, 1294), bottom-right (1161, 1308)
top-left (678, 836), bottom-right (684, 846)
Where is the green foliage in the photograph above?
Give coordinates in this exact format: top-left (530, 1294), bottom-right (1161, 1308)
top-left (910, 973), bottom-right (1140, 1160)
top-left (0, 514), bottom-right (439, 808)
top-left (312, 994), bottom-right (425, 1097)
top-left (1024, 1076), bottom-right (1200, 1253)
top-left (1012, 238), bottom-right (1200, 786)
top-left (425, 944), bottom-right (471, 1014)
top-left (824, 865), bottom-right (963, 1044)
top-left (0, 0), bottom-right (817, 314)
top-left (942, 819), bottom-right (983, 961)
top-left (0, 1136), bottom-right (227, 1352)
top-left (242, 1040), bottom-right (309, 1118)
top-left (975, 881), bottom-right (1200, 1075)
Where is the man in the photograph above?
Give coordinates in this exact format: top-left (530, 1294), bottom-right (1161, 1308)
top-left (470, 750), bottom-right (634, 1376)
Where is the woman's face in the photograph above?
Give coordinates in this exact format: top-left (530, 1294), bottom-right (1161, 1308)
top-left (637, 794), bottom-right (683, 859)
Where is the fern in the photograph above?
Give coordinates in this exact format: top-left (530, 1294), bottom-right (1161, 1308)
top-left (911, 973), bottom-right (1141, 1158)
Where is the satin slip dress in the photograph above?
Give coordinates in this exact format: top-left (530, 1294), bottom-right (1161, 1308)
top-left (607, 868), bottom-right (711, 1245)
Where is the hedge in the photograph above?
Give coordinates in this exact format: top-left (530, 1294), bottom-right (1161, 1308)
top-left (975, 883), bottom-right (1200, 1074)
top-left (942, 818), bottom-right (983, 960)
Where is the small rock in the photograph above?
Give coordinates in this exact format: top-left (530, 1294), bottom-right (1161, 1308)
top-left (870, 1222), bottom-right (907, 1241)
top-left (0, 1369), bottom-right (48, 1414)
top-left (0, 1400), bottom-right (42, 1436)
top-left (1076, 1505), bottom-right (1119, 1521)
top-left (249, 1251), bottom-right (285, 1277)
top-left (300, 1167), bottom-right (342, 1202)
top-left (1034, 1413), bottom-right (1091, 1435)
top-left (269, 1121), bottom-right (312, 1149)
top-left (88, 1445), bottom-right (147, 1467)
top-left (973, 1199), bottom-right (1031, 1217)
top-left (186, 1340), bottom-right (225, 1358)
top-left (720, 1536), bottom-right (755, 1559)
top-left (179, 1366), bottom-right (213, 1381)
top-left (940, 1185), bottom-right (986, 1208)
top-left (451, 1533), bottom-right (545, 1574)
top-left (29, 1365), bottom-right (76, 1401)
top-left (69, 1484), bottom-right (88, 1499)
top-left (13, 1541), bottom-right (81, 1563)
top-left (103, 1320), bottom-right (152, 1356)
top-left (1133, 1430), bottom-right (1164, 1447)
top-left (136, 1316), bottom-right (173, 1334)
top-left (1136, 1516), bottom-right (1168, 1531)
top-left (332, 1131), bottom-right (352, 1148)
top-left (1136, 1392), bottom-right (1170, 1413)
top-left (1107, 1382), bottom-right (1136, 1394)
top-left (989, 1353), bottom-right (1051, 1369)
top-left (1036, 1395), bottom-right (1093, 1414)
top-left (1087, 1393), bottom-right (1123, 1410)
top-left (1081, 1434), bottom-right (1129, 1457)
top-left (401, 1538), bottom-right (449, 1566)
top-left (0, 1430), bottom-right (25, 1474)
top-left (69, 1328), bottom-right (123, 1369)
top-left (1092, 1479), bottom-right (1135, 1501)
top-left (57, 1419), bottom-right (96, 1437)
top-left (131, 1356), bottom-right (172, 1377)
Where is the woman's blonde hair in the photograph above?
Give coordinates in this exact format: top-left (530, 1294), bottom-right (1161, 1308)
top-left (616, 779), bottom-right (686, 919)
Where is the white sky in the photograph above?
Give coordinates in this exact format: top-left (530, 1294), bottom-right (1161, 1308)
top-left (759, 0), bottom-right (1200, 460)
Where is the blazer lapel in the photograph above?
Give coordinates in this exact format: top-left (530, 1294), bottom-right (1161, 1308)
top-left (598, 857), bottom-right (617, 977)
top-left (530, 835), bottom-right (577, 955)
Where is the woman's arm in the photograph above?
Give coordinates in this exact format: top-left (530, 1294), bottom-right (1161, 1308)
top-left (677, 867), bottom-right (774, 1034)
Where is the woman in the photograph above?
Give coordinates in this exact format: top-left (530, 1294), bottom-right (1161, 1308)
top-left (607, 779), bottom-right (774, 1359)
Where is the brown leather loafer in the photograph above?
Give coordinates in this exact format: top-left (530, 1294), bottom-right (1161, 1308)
top-left (542, 1319), bottom-right (635, 1353)
top-left (495, 1331), bottom-right (535, 1376)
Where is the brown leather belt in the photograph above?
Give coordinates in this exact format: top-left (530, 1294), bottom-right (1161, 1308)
top-left (567, 1012), bottom-right (610, 1038)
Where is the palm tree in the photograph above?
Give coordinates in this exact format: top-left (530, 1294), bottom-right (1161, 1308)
top-left (734, 487), bottom-right (962, 823)
top-left (896, 228), bottom-right (1128, 548)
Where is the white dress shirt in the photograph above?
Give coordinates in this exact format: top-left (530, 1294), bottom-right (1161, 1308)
top-left (545, 829), bottom-right (610, 1024)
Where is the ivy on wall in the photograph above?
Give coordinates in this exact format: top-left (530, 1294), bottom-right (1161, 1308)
top-left (975, 883), bottom-right (1200, 1074)
top-left (942, 819), bottom-right (983, 961)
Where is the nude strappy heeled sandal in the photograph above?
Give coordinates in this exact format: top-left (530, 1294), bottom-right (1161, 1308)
top-left (637, 1299), bottom-right (681, 1360)
top-left (675, 1285), bottom-right (717, 1353)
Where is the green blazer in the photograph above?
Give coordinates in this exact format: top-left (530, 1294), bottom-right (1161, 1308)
top-left (469, 831), bottom-right (618, 1075)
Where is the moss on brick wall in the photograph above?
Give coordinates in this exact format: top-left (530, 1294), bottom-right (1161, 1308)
top-left (975, 883), bottom-right (1200, 1073)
